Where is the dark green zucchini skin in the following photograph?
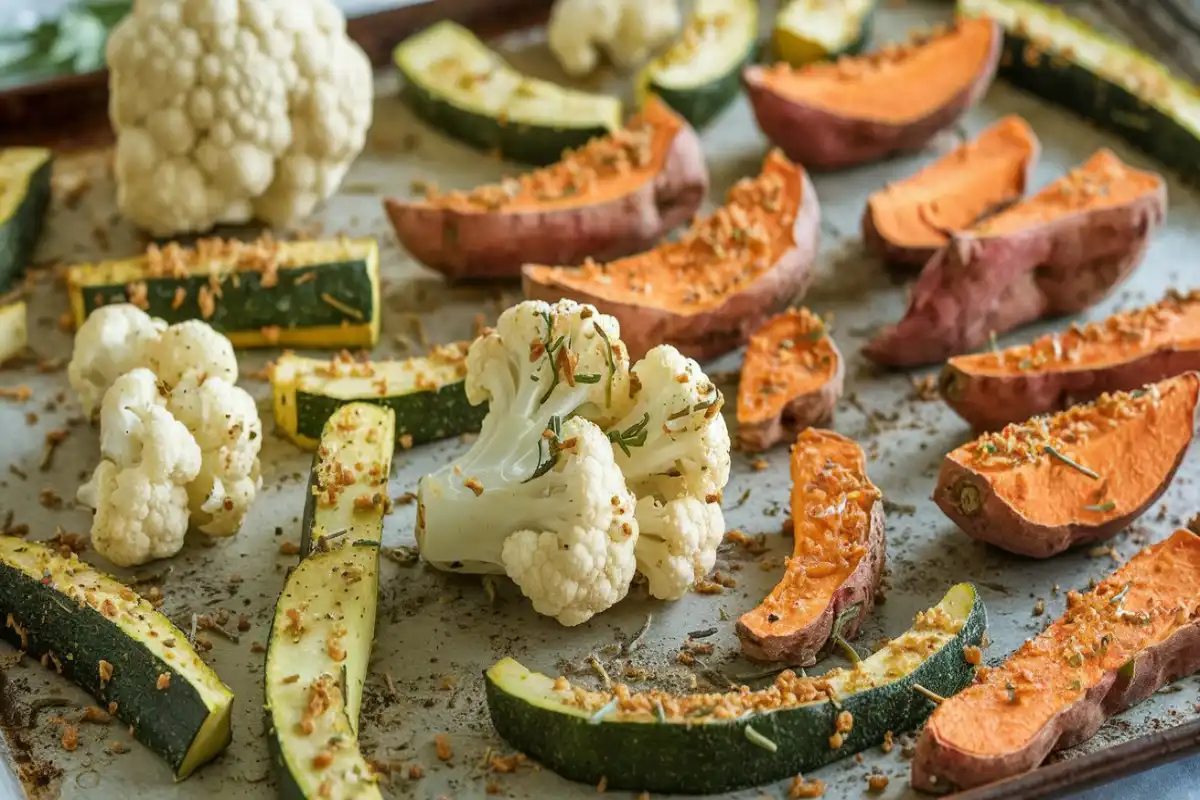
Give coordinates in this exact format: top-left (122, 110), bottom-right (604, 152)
top-left (996, 31), bottom-right (1200, 183)
top-left (0, 562), bottom-right (220, 776)
top-left (82, 259), bottom-right (375, 331)
top-left (295, 384), bottom-right (488, 446)
top-left (486, 593), bottom-right (986, 794)
top-left (399, 81), bottom-right (610, 166)
top-left (0, 155), bottom-right (51, 292)
top-left (652, 43), bottom-right (759, 129)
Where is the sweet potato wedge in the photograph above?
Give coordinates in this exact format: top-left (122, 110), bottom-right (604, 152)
top-left (737, 429), bottom-right (885, 664)
top-left (941, 289), bottom-right (1200, 431)
top-left (743, 18), bottom-right (1001, 170)
top-left (523, 150), bottom-right (819, 361)
top-left (737, 308), bottom-right (845, 452)
top-left (384, 97), bottom-right (707, 280)
top-left (862, 115), bottom-right (1040, 265)
top-left (865, 149), bottom-right (1167, 367)
top-left (912, 528), bottom-right (1200, 793)
top-left (935, 373), bottom-right (1200, 558)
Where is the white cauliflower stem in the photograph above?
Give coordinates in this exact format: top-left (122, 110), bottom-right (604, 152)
top-left (416, 299), bottom-right (638, 625)
top-left (67, 304), bottom-right (166, 417)
top-left (548, 0), bottom-right (681, 76)
top-left (608, 345), bottom-right (731, 600)
top-left (106, 0), bottom-right (374, 236)
top-left (79, 370), bottom-right (202, 567)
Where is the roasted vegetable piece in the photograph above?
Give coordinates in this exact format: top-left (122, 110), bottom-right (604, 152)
top-left (66, 237), bottom-right (381, 350)
top-left (0, 147), bottom-right (52, 292)
top-left (772, 0), bottom-right (876, 66)
top-left (0, 536), bottom-right (233, 778)
top-left (394, 21), bottom-right (622, 165)
top-left (383, 97), bottom-right (707, 280)
top-left (523, 149), bottom-right (820, 361)
top-left (486, 582), bottom-right (986, 794)
top-left (0, 299), bottom-right (26, 364)
top-left (743, 18), bottom-right (1000, 170)
top-left (266, 403), bottom-right (395, 800)
top-left (941, 289), bottom-right (1200, 430)
top-left (638, 0), bottom-right (759, 129)
top-left (961, 0), bottom-right (1200, 184)
top-left (865, 149), bottom-right (1166, 367)
top-left (913, 528), bottom-right (1200, 792)
top-left (737, 308), bottom-right (844, 452)
top-left (862, 115), bottom-right (1039, 265)
top-left (270, 345), bottom-right (487, 450)
top-left (737, 429), bottom-right (884, 664)
top-left (936, 374), bottom-right (1200, 558)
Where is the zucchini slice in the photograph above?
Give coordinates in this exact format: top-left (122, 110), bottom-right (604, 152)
top-left (0, 536), bottom-right (233, 779)
top-left (66, 237), bottom-right (380, 349)
top-left (0, 299), bottom-right (26, 364)
top-left (959, 0), bottom-right (1200, 182)
top-left (773, 0), bottom-right (877, 66)
top-left (0, 147), bottom-right (52, 292)
top-left (270, 345), bottom-right (487, 450)
top-left (265, 403), bottom-right (396, 800)
top-left (394, 21), bottom-right (623, 165)
top-left (485, 583), bottom-right (986, 794)
top-left (638, 0), bottom-right (759, 129)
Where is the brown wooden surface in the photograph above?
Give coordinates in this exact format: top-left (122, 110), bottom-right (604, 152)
top-left (0, 0), bottom-right (553, 151)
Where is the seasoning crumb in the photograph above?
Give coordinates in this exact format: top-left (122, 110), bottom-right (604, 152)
top-left (1033, 598), bottom-right (1046, 616)
top-left (108, 740), bottom-right (130, 754)
top-left (279, 540), bottom-right (300, 555)
top-left (829, 732), bottom-right (844, 749)
top-left (867, 774), bottom-right (889, 793)
top-left (61, 725), bottom-right (79, 751)
top-left (434, 733), bottom-right (452, 762)
top-left (881, 730), bottom-right (894, 754)
top-left (98, 660), bottom-right (114, 685)
top-left (788, 774), bottom-right (826, 798)
top-left (156, 673), bottom-right (170, 690)
top-left (408, 764), bottom-right (424, 780)
top-left (835, 710), bottom-right (854, 733)
top-left (597, 775), bottom-right (608, 793)
top-left (963, 645), bottom-right (982, 665)
top-left (751, 458), bottom-right (769, 471)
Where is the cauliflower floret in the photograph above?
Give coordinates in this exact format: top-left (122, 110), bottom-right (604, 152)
top-left (168, 372), bottom-right (263, 536)
top-left (106, 0), bottom-right (373, 236)
top-left (67, 304), bottom-right (166, 416)
top-left (144, 320), bottom-right (238, 386)
top-left (416, 300), bottom-right (638, 625)
top-left (79, 370), bottom-right (202, 567)
top-left (548, 0), bottom-right (680, 76)
top-left (606, 345), bottom-right (731, 599)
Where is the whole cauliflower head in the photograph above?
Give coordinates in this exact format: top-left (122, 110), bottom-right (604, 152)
top-left (168, 372), bottom-right (263, 536)
top-left (144, 319), bottom-right (238, 386)
top-left (607, 345), bottom-right (731, 599)
top-left (67, 304), bottom-right (166, 417)
top-left (106, 0), bottom-right (374, 236)
top-left (79, 369), bottom-right (202, 567)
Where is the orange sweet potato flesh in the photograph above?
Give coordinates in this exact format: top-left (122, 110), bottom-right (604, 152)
top-left (523, 149), bottom-right (820, 361)
top-left (941, 289), bottom-right (1200, 431)
top-left (384, 97), bottom-right (708, 279)
top-left (935, 373), bottom-right (1200, 558)
top-left (736, 429), bottom-right (885, 665)
top-left (913, 528), bottom-right (1200, 793)
top-left (744, 18), bottom-right (1001, 169)
top-left (862, 115), bottom-right (1040, 265)
top-left (865, 149), bottom-right (1167, 367)
top-left (737, 308), bottom-right (845, 452)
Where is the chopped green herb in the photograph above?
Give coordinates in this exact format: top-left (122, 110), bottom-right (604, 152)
top-left (743, 724), bottom-right (778, 753)
top-left (1084, 501), bottom-right (1116, 513)
top-left (1043, 446), bottom-right (1101, 480)
top-left (588, 698), bottom-right (618, 725)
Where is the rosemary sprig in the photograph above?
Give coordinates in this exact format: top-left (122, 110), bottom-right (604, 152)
top-left (654, 699), bottom-right (667, 723)
top-left (912, 684), bottom-right (945, 705)
top-left (588, 698), bottom-right (618, 725)
top-left (593, 321), bottom-right (617, 408)
top-left (525, 416), bottom-right (562, 482)
top-left (743, 724), bottom-right (778, 753)
top-left (1084, 501), bottom-right (1116, 513)
top-left (1043, 445), bottom-right (1100, 480)
top-left (833, 635), bottom-right (861, 664)
top-left (608, 413), bottom-right (650, 457)
top-left (1109, 581), bottom-right (1132, 606)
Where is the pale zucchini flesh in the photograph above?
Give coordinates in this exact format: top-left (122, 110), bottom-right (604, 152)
top-left (774, 0), bottom-right (877, 65)
top-left (0, 147), bottom-right (52, 293)
top-left (0, 300), bottom-right (26, 364)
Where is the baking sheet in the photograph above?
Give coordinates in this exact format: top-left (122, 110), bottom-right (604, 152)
top-left (2, 2), bottom-right (1199, 798)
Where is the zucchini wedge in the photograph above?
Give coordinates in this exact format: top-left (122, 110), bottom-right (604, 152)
top-left (0, 147), bottom-right (52, 293)
top-left (66, 237), bottom-right (380, 349)
top-left (638, 0), bottom-right (759, 129)
top-left (773, 0), bottom-right (876, 66)
top-left (959, 0), bottom-right (1200, 182)
top-left (395, 21), bottom-right (622, 165)
top-left (265, 403), bottom-right (396, 800)
top-left (486, 583), bottom-right (986, 794)
top-left (0, 299), bottom-right (26, 364)
top-left (270, 346), bottom-right (486, 450)
top-left (0, 536), bottom-right (233, 779)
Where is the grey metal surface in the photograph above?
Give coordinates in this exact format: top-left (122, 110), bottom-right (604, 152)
top-left (1, 2), bottom-right (1199, 798)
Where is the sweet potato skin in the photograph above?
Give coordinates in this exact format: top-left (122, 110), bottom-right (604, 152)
top-left (941, 346), bottom-right (1200, 431)
top-left (738, 341), bottom-right (846, 452)
top-left (384, 121), bottom-right (708, 280)
top-left (736, 496), bottom-right (884, 665)
top-left (522, 169), bottom-right (821, 362)
top-left (864, 186), bottom-right (1167, 368)
top-left (741, 22), bottom-right (1000, 171)
top-left (911, 615), bottom-right (1200, 792)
